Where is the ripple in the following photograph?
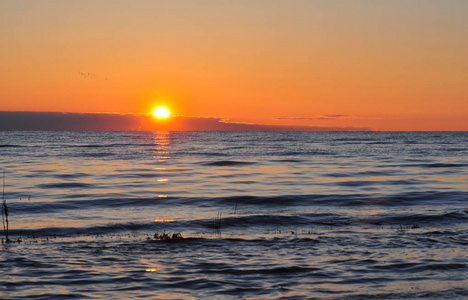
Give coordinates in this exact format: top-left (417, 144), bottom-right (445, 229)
top-left (201, 160), bottom-right (256, 167)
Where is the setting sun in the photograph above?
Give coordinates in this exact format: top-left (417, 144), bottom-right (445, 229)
top-left (152, 107), bottom-right (170, 118)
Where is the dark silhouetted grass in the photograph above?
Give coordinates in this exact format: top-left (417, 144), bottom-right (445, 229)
top-left (2, 169), bottom-right (10, 243)
top-left (206, 212), bottom-right (222, 230)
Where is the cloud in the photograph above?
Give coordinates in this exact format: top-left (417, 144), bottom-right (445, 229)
top-left (0, 111), bottom-right (371, 131)
top-left (0, 111), bottom-right (144, 131)
top-left (323, 114), bottom-right (351, 118)
top-left (273, 114), bottom-right (352, 120)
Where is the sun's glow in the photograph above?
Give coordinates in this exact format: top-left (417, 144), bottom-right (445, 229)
top-left (152, 107), bottom-right (170, 118)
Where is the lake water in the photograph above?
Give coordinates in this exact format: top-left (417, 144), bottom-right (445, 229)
top-left (1, 131), bottom-right (467, 299)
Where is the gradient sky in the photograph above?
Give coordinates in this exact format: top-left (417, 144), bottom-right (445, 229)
top-left (1, 0), bottom-right (467, 130)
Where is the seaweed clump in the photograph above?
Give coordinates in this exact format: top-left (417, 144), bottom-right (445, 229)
top-left (153, 231), bottom-right (183, 241)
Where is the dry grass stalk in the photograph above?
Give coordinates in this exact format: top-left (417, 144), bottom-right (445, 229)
top-left (2, 169), bottom-right (10, 243)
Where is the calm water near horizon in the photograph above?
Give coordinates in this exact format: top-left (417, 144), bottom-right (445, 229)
top-left (1, 131), bottom-right (467, 299)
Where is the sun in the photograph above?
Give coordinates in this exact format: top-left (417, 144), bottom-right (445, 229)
top-left (152, 107), bottom-right (170, 118)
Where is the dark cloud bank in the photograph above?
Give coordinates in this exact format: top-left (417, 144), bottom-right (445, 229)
top-left (0, 112), bottom-right (370, 131)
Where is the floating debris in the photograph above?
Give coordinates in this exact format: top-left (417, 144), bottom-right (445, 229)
top-left (153, 231), bottom-right (183, 241)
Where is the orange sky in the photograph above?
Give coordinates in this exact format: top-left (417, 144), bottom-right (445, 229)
top-left (1, 0), bottom-right (467, 131)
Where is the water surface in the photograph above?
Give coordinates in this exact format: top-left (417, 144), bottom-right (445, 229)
top-left (1, 131), bottom-right (467, 299)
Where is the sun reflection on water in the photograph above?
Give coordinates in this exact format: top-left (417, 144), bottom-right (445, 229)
top-left (153, 132), bottom-right (171, 203)
top-left (153, 131), bottom-right (171, 163)
top-left (154, 218), bottom-right (174, 222)
top-left (145, 268), bottom-right (157, 272)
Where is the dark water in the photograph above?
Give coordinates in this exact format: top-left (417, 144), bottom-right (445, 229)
top-left (1, 131), bottom-right (467, 299)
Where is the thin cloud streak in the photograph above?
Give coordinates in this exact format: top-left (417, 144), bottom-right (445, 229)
top-left (273, 115), bottom-right (353, 121)
top-left (273, 115), bottom-right (387, 121)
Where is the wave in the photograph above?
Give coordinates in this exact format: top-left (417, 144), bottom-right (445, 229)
top-left (65, 143), bottom-right (155, 148)
top-left (36, 182), bottom-right (94, 189)
top-left (54, 173), bottom-right (91, 179)
top-left (391, 163), bottom-right (467, 169)
top-left (9, 206), bottom-right (467, 240)
top-left (201, 161), bottom-right (256, 167)
top-left (425, 163), bottom-right (467, 168)
top-left (217, 191), bottom-right (468, 207)
top-left (0, 144), bottom-right (26, 148)
top-left (10, 191), bottom-right (468, 217)
top-left (270, 159), bottom-right (304, 163)
top-left (335, 179), bottom-right (423, 187)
